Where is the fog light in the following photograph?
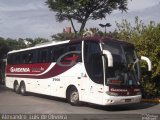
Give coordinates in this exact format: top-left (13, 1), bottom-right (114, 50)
top-left (107, 99), bottom-right (114, 103)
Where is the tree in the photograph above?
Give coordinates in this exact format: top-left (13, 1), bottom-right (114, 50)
top-left (52, 31), bottom-right (76, 41)
top-left (0, 37), bottom-right (9, 59)
top-left (24, 38), bottom-right (49, 47)
top-left (46, 0), bottom-right (129, 33)
top-left (6, 38), bottom-right (25, 50)
top-left (0, 38), bottom-right (10, 83)
top-left (51, 27), bottom-right (104, 41)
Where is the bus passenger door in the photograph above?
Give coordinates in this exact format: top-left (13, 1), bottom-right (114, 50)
top-left (83, 41), bottom-right (104, 104)
top-left (87, 54), bottom-right (104, 105)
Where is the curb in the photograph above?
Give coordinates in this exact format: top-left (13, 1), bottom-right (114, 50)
top-left (142, 99), bottom-right (160, 103)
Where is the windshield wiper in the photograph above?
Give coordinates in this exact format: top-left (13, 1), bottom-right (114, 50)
top-left (127, 58), bottom-right (139, 71)
top-left (133, 58), bottom-right (139, 69)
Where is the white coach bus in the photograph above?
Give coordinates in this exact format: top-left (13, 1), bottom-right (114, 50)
top-left (5, 35), bottom-right (151, 106)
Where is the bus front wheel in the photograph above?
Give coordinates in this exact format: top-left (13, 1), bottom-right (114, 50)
top-left (68, 87), bottom-right (80, 106)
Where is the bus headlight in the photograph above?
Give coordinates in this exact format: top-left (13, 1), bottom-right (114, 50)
top-left (106, 91), bottom-right (118, 96)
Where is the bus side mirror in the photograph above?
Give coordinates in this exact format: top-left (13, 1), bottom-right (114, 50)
top-left (140, 56), bottom-right (152, 71)
top-left (102, 50), bottom-right (113, 67)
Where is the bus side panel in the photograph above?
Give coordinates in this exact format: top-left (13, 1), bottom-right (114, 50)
top-left (50, 63), bottom-right (85, 99)
top-left (5, 62), bottom-right (90, 102)
top-left (5, 77), bottom-right (14, 89)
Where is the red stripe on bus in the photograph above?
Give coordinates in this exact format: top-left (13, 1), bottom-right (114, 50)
top-left (6, 63), bottom-right (75, 79)
top-left (6, 63), bottom-right (51, 75)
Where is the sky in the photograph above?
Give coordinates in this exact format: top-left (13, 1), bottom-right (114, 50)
top-left (0, 0), bottom-right (160, 39)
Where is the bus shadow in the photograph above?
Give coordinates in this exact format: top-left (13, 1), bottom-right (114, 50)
top-left (28, 93), bottom-right (67, 103)
top-left (1, 86), bottom-right (158, 112)
top-left (25, 92), bottom-right (159, 112)
top-left (26, 92), bottom-right (159, 112)
top-left (85, 102), bottom-right (159, 111)
top-left (0, 85), bottom-right (9, 93)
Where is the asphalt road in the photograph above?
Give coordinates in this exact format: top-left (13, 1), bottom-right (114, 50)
top-left (0, 85), bottom-right (160, 120)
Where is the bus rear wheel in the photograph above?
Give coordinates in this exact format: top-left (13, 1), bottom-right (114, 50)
top-left (20, 83), bottom-right (27, 96)
top-left (68, 88), bottom-right (80, 106)
top-left (14, 82), bottom-right (20, 94)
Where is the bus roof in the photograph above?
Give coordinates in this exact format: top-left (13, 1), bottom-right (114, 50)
top-left (8, 36), bottom-right (134, 54)
top-left (71, 36), bottom-right (134, 46)
top-left (8, 40), bottom-right (70, 54)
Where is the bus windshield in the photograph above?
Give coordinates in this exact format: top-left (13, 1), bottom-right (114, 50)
top-left (102, 41), bottom-right (140, 86)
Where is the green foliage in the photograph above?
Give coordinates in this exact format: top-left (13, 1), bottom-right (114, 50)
top-left (46, 0), bottom-right (129, 33)
top-left (0, 37), bottom-right (9, 59)
top-left (0, 37), bottom-right (49, 54)
top-left (25, 38), bottom-right (49, 47)
top-left (51, 27), bottom-right (104, 41)
top-left (141, 77), bottom-right (159, 98)
top-left (115, 17), bottom-right (160, 98)
top-left (52, 31), bottom-right (76, 41)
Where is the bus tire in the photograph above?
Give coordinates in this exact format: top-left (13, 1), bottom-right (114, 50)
top-left (20, 83), bottom-right (27, 96)
top-left (68, 87), bottom-right (80, 106)
top-left (14, 82), bottom-right (20, 94)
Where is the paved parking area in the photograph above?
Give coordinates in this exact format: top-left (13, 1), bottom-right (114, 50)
top-left (0, 85), bottom-right (160, 120)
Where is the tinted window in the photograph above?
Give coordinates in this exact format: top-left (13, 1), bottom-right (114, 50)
top-left (51, 43), bottom-right (82, 63)
top-left (7, 43), bottom-right (82, 65)
top-left (103, 42), bottom-right (126, 85)
top-left (38, 48), bottom-right (50, 63)
top-left (22, 50), bottom-right (37, 64)
top-left (7, 50), bottom-right (37, 65)
top-left (7, 54), bottom-right (14, 65)
top-left (52, 45), bottom-right (66, 62)
top-left (84, 41), bottom-right (103, 84)
top-left (63, 43), bottom-right (82, 62)
top-left (103, 42), bottom-right (139, 86)
top-left (14, 54), bottom-right (21, 64)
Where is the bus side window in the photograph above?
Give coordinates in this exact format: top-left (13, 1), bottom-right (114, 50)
top-left (51, 43), bottom-right (81, 63)
top-left (21, 50), bottom-right (37, 64)
top-left (22, 53), bottom-right (28, 64)
top-left (67, 43), bottom-right (82, 62)
top-left (39, 49), bottom-right (49, 63)
top-left (15, 54), bottom-right (21, 64)
top-left (7, 54), bottom-right (13, 65)
top-left (54, 45), bottom-right (66, 62)
top-left (27, 53), bottom-right (33, 63)
top-left (22, 53), bottom-right (31, 64)
top-left (50, 47), bottom-right (56, 62)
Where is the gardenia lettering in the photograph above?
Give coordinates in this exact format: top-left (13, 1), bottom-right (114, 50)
top-left (10, 67), bottom-right (30, 73)
top-left (111, 88), bottom-right (128, 92)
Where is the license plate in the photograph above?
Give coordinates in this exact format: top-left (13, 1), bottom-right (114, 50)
top-left (125, 99), bottom-right (131, 102)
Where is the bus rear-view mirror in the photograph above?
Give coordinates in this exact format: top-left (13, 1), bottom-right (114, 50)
top-left (102, 50), bottom-right (113, 67)
top-left (140, 56), bottom-right (152, 71)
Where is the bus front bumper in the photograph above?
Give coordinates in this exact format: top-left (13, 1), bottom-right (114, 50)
top-left (103, 95), bottom-right (142, 105)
